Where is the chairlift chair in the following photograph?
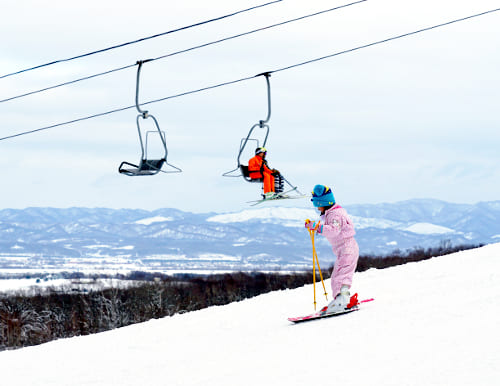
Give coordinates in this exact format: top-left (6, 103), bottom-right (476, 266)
top-left (222, 72), bottom-right (304, 202)
top-left (119, 60), bottom-right (181, 176)
top-left (223, 73), bottom-right (271, 180)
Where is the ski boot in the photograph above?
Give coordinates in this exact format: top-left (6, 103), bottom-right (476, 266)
top-left (322, 285), bottom-right (350, 315)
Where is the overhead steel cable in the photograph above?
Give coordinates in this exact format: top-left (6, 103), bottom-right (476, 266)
top-left (1, 7), bottom-right (498, 143)
top-left (0, 64), bottom-right (136, 104)
top-left (0, 75), bottom-right (256, 142)
top-left (271, 7), bottom-right (500, 74)
top-left (0, 0), bottom-right (283, 80)
top-left (0, 0), bottom-right (368, 104)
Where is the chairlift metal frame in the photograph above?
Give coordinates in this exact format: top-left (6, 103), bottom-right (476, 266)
top-left (119, 60), bottom-right (182, 176)
top-left (223, 72), bottom-right (271, 181)
top-left (222, 72), bottom-right (304, 201)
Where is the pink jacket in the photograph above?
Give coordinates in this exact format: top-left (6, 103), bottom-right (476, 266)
top-left (319, 204), bottom-right (359, 298)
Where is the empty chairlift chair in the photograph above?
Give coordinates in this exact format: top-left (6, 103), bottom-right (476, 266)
top-left (119, 60), bottom-right (181, 176)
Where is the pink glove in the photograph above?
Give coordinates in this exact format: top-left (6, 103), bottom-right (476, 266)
top-left (304, 220), bottom-right (322, 233)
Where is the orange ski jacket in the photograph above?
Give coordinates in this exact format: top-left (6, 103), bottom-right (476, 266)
top-left (248, 155), bottom-right (272, 179)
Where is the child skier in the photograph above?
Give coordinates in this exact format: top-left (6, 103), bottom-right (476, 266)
top-left (305, 184), bottom-right (359, 314)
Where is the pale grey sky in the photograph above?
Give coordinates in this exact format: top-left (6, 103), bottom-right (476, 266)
top-left (1, 0), bottom-right (499, 212)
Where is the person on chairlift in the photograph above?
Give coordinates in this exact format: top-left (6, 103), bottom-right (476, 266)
top-left (248, 147), bottom-right (280, 198)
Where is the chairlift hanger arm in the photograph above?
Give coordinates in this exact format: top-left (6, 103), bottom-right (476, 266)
top-left (237, 72), bottom-right (272, 163)
top-left (254, 72), bottom-right (272, 126)
top-left (135, 60), bottom-right (153, 117)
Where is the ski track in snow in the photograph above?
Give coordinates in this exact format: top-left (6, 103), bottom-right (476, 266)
top-left (1, 244), bottom-right (499, 386)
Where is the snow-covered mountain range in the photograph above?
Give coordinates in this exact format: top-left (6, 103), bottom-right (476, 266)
top-left (0, 199), bottom-right (498, 274)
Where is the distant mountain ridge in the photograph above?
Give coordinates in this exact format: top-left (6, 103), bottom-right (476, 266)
top-left (0, 199), bottom-right (498, 273)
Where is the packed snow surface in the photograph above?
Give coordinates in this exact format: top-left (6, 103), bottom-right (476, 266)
top-left (1, 243), bottom-right (499, 386)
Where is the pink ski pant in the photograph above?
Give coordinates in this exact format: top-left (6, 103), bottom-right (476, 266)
top-left (330, 238), bottom-right (359, 298)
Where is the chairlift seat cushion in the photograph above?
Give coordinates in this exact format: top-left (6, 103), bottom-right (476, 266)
top-left (240, 165), bottom-right (262, 182)
top-left (119, 159), bottom-right (165, 176)
top-left (139, 159), bottom-right (165, 171)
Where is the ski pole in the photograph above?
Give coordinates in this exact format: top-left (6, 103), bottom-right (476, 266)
top-left (307, 219), bottom-right (318, 310)
top-left (313, 236), bottom-right (316, 310)
top-left (310, 226), bottom-right (328, 302)
top-left (313, 231), bottom-right (328, 303)
top-left (307, 220), bottom-right (328, 310)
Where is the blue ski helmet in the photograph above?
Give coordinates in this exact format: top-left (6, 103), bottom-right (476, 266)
top-left (311, 185), bottom-right (335, 207)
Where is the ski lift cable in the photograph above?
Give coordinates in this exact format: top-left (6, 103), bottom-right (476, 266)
top-left (0, 75), bottom-right (256, 142)
top-left (0, 7), bottom-right (498, 143)
top-left (0, 64), bottom-right (136, 104)
top-left (0, 0), bottom-right (284, 80)
top-left (0, 0), bottom-right (368, 105)
top-left (271, 7), bottom-right (500, 75)
top-left (126, 7), bottom-right (500, 107)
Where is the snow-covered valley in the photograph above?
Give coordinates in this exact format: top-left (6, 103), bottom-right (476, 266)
top-left (0, 199), bottom-right (498, 278)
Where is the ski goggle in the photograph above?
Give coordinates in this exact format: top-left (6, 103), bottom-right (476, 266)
top-left (255, 147), bottom-right (267, 155)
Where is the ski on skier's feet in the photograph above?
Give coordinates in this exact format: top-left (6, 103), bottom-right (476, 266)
top-left (288, 295), bottom-right (374, 324)
top-left (247, 188), bottom-right (305, 206)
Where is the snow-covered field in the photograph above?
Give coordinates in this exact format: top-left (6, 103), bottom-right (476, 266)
top-left (1, 243), bottom-right (499, 386)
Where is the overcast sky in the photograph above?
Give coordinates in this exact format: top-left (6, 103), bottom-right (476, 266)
top-left (1, 0), bottom-right (499, 213)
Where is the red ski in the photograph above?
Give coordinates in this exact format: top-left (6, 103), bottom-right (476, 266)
top-left (288, 294), bottom-right (374, 324)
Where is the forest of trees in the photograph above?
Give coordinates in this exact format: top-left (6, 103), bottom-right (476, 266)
top-left (0, 243), bottom-right (481, 350)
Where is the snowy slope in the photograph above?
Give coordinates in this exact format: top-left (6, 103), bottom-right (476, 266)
top-left (1, 243), bottom-right (499, 386)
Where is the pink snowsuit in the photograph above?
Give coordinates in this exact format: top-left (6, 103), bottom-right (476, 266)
top-left (319, 204), bottom-right (359, 298)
